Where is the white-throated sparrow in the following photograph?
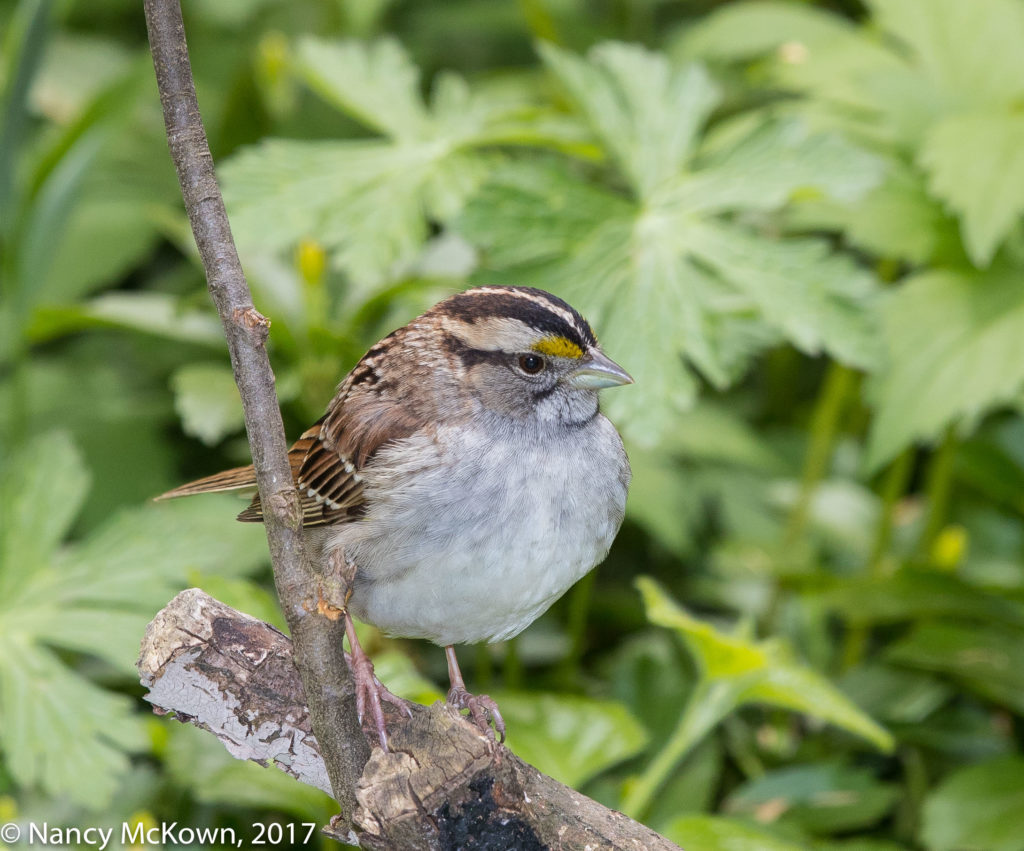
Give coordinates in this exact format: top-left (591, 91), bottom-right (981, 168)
top-left (159, 286), bottom-right (632, 748)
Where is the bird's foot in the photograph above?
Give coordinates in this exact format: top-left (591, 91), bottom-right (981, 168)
top-left (343, 617), bottom-right (411, 751)
top-left (446, 686), bottom-right (506, 742)
top-left (344, 651), bottom-right (412, 716)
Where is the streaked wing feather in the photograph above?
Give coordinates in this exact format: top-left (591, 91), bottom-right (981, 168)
top-left (158, 336), bottom-right (424, 529)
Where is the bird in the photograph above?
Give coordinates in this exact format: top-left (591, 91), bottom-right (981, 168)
top-left (158, 285), bottom-right (632, 749)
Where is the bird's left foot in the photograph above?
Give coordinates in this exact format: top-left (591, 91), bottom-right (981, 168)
top-left (446, 686), bottom-right (506, 742)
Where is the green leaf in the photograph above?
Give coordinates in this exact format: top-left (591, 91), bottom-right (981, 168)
top-left (625, 447), bottom-right (702, 556)
top-left (668, 402), bottom-right (787, 473)
top-left (676, 1), bottom-right (857, 63)
top-left (14, 126), bottom-right (107, 312)
top-left (28, 292), bottom-right (225, 347)
top-left (463, 142), bottom-right (880, 441)
top-left (920, 756), bottom-right (1024, 851)
top-left (37, 196), bottom-right (164, 306)
top-left (171, 362), bottom-right (245, 446)
top-left (662, 815), bottom-right (808, 851)
top-left (680, 118), bottom-right (884, 215)
top-left (295, 37), bottom-right (428, 139)
top-left (637, 577), bottom-right (893, 751)
top-left (0, 434), bottom-right (268, 807)
top-left (29, 34), bottom-right (133, 124)
top-left (886, 622), bottom-right (1024, 714)
top-left (496, 691), bottom-right (648, 788)
top-left (724, 763), bottom-right (900, 835)
top-left (605, 631), bottom-right (696, 742)
top-left (687, 224), bottom-right (881, 372)
top-left (840, 664), bottom-right (951, 725)
top-left (865, 265), bottom-right (1024, 470)
top-left (919, 111), bottom-right (1024, 266)
top-left (224, 38), bottom-right (587, 288)
top-left (0, 430), bottom-right (88, 598)
top-left (0, 637), bottom-right (146, 810)
top-left (822, 571), bottom-right (1024, 629)
top-left (869, 0), bottom-right (1024, 108)
top-left (786, 163), bottom-right (952, 266)
top-left (539, 41), bottom-right (720, 198)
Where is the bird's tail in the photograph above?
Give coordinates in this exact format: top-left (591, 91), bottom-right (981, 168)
top-left (154, 465), bottom-right (258, 501)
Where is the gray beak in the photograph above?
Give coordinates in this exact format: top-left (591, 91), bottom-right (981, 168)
top-left (568, 349), bottom-right (634, 390)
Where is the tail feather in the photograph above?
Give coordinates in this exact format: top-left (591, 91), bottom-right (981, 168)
top-left (154, 465), bottom-right (258, 500)
top-left (156, 417), bottom-right (352, 527)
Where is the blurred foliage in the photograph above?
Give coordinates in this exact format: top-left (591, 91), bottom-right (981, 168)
top-left (2, 0), bottom-right (1024, 848)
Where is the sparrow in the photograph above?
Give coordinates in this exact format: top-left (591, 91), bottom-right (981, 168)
top-left (159, 286), bottom-right (632, 748)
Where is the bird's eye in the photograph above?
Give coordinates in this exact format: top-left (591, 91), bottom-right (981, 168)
top-left (518, 353), bottom-right (546, 375)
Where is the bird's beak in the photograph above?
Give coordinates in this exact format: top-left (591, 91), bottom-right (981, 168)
top-left (568, 349), bottom-right (634, 389)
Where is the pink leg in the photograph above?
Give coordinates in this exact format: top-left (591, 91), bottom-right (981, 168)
top-left (344, 612), bottom-right (411, 751)
top-left (445, 645), bottom-right (505, 742)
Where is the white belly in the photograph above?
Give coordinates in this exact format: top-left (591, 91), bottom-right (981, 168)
top-left (330, 417), bottom-right (629, 646)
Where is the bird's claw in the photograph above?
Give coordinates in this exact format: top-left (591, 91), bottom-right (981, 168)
top-left (344, 630), bottom-right (411, 751)
top-left (446, 686), bottom-right (505, 742)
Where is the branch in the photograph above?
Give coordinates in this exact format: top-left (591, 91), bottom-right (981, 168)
top-left (142, 0), bottom-right (368, 824)
top-left (139, 591), bottom-right (681, 851)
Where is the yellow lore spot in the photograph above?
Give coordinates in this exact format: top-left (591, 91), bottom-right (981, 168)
top-left (532, 336), bottom-right (584, 359)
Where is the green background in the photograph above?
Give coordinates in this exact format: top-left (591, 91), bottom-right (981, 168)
top-left (3, 0), bottom-right (1024, 848)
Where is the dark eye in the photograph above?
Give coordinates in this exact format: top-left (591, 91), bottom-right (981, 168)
top-left (518, 353), bottom-right (546, 375)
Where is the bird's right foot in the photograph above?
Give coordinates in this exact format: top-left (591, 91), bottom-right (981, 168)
top-left (446, 685), bottom-right (506, 742)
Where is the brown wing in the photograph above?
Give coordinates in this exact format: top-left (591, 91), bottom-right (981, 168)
top-left (235, 418), bottom-right (366, 526)
top-left (156, 369), bottom-right (422, 528)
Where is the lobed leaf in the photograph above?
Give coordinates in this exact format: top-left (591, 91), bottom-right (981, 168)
top-left (865, 265), bottom-right (1024, 469)
top-left (0, 638), bottom-right (146, 809)
top-left (868, 0), bottom-right (1024, 108)
top-left (919, 111), bottom-right (1024, 267)
top-left (295, 37), bottom-right (428, 139)
top-left (0, 430), bottom-right (89, 598)
top-left (539, 41), bottom-right (720, 198)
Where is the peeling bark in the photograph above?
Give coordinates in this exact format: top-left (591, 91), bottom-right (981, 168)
top-left (139, 590), bottom-right (680, 850)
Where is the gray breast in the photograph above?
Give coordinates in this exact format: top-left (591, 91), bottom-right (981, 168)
top-left (330, 413), bottom-right (630, 646)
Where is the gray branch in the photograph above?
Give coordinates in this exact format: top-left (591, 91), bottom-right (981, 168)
top-left (139, 590), bottom-right (681, 851)
top-left (143, 0), bottom-right (368, 825)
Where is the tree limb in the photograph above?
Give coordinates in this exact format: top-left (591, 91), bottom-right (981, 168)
top-left (139, 590), bottom-right (681, 851)
top-left (143, 0), bottom-right (368, 825)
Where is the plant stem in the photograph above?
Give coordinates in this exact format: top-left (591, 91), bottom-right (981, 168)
top-left (503, 635), bottom-right (524, 690)
top-left (556, 569), bottom-right (595, 684)
top-left (916, 425), bottom-right (957, 562)
top-left (782, 363), bottom-right (858, 553)
top-left (765, 363), bottom-right (856, 628)
top-left (841, 447), bottom-right (914, 669)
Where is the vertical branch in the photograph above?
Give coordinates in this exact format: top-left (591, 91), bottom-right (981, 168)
top-left (142, 0), bottom-right (369, 828)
